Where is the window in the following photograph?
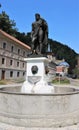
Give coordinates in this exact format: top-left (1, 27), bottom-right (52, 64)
top-left (23, 51), bottom-right (25, 57)
top-left (2, 58), bottom-right (5, 64)
top-left (23, 72), bottom-right (25, 76)
top-left (3, 42), bottom-right (6, 49)
top-left (17, 61), bottom-right (19, 67)
top-left (18, 49), bottom-right (20, 55)
top-left (23, 63), bottom-right (24, 68)
top-left (11, 46), bottom-right (14, 52)
top-left (17, 72), bottom-right (19, 77)
top-left (10, 60), bottom-right (13, 66)
top-left (10, 71), bottom-right (13, 77)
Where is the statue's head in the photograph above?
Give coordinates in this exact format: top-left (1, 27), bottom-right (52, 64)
top-left (35, 13), bottom-right (40, 21)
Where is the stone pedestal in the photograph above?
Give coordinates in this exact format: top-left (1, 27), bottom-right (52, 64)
top-left (22, 57), bottom-right (54, 93)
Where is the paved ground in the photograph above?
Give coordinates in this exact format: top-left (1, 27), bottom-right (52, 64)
top-left (0, 122), bottom-right (79, 130)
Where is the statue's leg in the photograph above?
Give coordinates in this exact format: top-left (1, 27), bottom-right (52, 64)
top-left (31, 37), bottom-right (38, 54)
top-left (38, 28), bottom-right (43, 54)
top-left (31, 42), bottom-right (35, 54)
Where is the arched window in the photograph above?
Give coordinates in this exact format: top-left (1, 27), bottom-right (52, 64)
top-left (3, 42), bottom-right (6, 49)
top-left (11, 46), bottom-right (14, 52)
top-left (10, 71), bottom-right (13, 77)
top-left (18, 49), bottom-right (20, 55)
top-left (17, 72), bottom-right (20, 77)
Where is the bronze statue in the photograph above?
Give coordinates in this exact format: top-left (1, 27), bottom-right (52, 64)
top-left (31, 13), bottom-right (48, 55)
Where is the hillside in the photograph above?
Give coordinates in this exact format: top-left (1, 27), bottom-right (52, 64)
top-left (48, 39), bottom-right (78, 70)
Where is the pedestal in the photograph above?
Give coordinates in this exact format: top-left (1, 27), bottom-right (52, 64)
top-left (22, 57), bottom-right (54, 93)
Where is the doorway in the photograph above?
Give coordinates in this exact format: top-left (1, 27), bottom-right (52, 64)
top-left (1, 70), bottom-right (5, 80)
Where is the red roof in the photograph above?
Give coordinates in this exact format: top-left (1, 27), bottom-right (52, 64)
top-left (0, 29), bottom-right (31, 50)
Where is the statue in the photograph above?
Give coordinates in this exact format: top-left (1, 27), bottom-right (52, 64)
top-left (31, 13), bottom-right (48, 55)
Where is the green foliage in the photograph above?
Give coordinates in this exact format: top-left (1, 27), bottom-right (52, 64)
top-left (72, 68), bottom-right (79, 78)
top-left (15, 32), bottom-right (32, 46)
top-left (52, 77), bottom-right (70, 84)
top-left (0, 80), bottom-right (7, 85)
top-left (0, 11), bottom-right (32, 46)
top-left (48, 39), bottom-right (78, 70)
top-left (0, 11), bottom-right (17, 35)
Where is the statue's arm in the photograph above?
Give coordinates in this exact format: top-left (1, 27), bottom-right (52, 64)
top-left (31, 23), bottom-right (40, 38)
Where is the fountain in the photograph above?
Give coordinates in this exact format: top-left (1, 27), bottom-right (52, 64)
top-left (0, 13), bottom-right (79, 128)
top-left (0, 56), bottom-right (79, 128)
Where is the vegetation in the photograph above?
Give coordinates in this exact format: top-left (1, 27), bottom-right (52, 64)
top-left (0, 80), bottom-right (7, 85)
top-left (72, 68), bottom-right (79, 78)
top-left (0, 11), bottom-right (17, 36)
top-left (48, 39), bottom-right (77, 70)
top-left (0, 79), bottom-right (25, 85)
top-left (0, 10), bottom-right (78, 72)
top-left (0, 11), bottom-right (32, 46)
top-left (52, 77), bottom-right (70, 84)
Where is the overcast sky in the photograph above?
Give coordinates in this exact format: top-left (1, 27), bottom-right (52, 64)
top-left (0, 0), bottom-right (79, 53)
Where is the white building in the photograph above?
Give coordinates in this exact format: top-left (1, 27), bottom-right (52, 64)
top-left (0, 29), bottom-right (31, 80)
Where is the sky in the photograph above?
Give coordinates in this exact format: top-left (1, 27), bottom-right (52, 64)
top-left (0, 0), bottom-right (79, 53)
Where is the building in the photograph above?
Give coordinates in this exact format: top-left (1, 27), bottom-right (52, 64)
top-left (46, 50), bottom-right (69, 76)
top-left (56, 61), bottom-right (69, 76)
top-left (0, 29), bottom-right (31, 80)
top-left (46, 52), bottom-right (56, 75)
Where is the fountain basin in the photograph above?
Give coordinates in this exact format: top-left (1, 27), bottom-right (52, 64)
top-left (0, 86), bottom-right (79, 127)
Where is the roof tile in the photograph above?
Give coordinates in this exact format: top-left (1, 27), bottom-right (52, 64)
top-left (0, 29), bottom-right (31, 50)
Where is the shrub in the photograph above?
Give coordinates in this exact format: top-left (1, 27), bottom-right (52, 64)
top-left (52, 77), bottom-right (70, 84)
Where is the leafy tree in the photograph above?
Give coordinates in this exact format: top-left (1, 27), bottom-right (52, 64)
top-left (72, 68), bottom-right (79, 78)
top-left (0, 11), bottom-right (17, 35)
top-left (48, 39), bottom-right (78, 70)
top-left (0, 11), bottom-right (31, 46)
top-left (15, 32), bottom-right (32, 46)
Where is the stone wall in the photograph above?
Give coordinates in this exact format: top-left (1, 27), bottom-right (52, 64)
top-left (0, 90), bottom-right (79, 127)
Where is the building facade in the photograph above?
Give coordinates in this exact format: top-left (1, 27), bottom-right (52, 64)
top-left (56, 61), bottom-right (69, 76)
top-left (0, 29), bottom-right (31, 80)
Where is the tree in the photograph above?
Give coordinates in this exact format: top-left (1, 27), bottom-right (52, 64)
top-left (0, 11), bottom-right (16, 35)
top-left (15, 32), bottom-right (32, 46)
top-left (48, 39), bottom-right (78, 70)
top-left (72, 68), bottom-right (79, 78)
